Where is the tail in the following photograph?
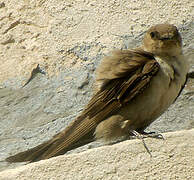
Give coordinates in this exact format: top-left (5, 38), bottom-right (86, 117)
top-left (6, 140), bottom-right (54, 163)
top-left (6, 82), bottom-right (124, 163)
top-left (6, 129), bottom-right (94, 163)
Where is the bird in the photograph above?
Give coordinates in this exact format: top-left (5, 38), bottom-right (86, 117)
top-left (6, 23), bottom-right (189, 163)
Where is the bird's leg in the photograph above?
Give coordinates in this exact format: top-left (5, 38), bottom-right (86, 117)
top-left (129, 130), bottom-right (164, 157)
top-left (130, 130), bottom-right (152, 157)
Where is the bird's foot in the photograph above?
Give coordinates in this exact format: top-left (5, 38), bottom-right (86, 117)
top-left (139, 131), bottom-right (164, 140)
top-left (129, 130), bottom-right (164, 157)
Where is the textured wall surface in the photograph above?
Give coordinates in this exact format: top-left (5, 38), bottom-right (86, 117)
top-left (0, 129), bottom-right (194, 180)
top-left (0, 0), bottom-right (194, 175)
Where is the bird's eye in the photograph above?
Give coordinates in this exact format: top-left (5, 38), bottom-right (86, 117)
top-left (150, 31), bottom-right (157, 38)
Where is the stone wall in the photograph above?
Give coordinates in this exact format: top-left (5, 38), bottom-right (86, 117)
top-left (0, 130), bottom-right (194, 179)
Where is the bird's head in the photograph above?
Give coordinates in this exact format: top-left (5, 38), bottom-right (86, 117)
top-left (143, 24), bottom-right (182, 57)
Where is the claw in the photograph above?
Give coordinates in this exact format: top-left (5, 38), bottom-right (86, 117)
top-left (130, 130), bottom-right (164, 157)
top-left (140, 131), bottom-right (164, 140)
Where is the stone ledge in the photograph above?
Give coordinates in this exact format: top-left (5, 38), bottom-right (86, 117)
top-left (0, 129), bottom-right (193, 180)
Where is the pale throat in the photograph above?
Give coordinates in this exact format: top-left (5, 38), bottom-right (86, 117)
top-left (154, 56), bottom-right (175, 80)
top-left (142, 44), bottom-right (184, 81)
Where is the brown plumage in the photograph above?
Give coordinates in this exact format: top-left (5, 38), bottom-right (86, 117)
top-left (6, 24), bottom-right (188, 163)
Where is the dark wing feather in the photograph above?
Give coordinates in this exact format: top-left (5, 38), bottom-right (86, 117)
top-left (6, 49), bottom-right (159, 162)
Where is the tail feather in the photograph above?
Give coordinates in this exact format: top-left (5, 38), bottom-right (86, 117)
top-left (6, 140), bottom-right (53, 163)
top-left (5, 131), bottom-right (94, 163)
top-left (5, 74), bottom-right (127, 163)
